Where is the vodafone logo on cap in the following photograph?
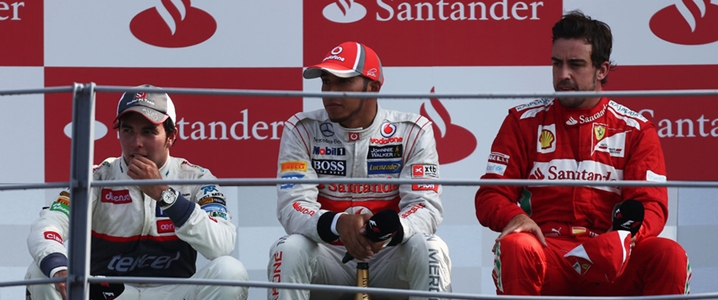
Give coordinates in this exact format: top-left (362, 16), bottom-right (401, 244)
top-left (323, 0), bottom-right (367, 23)
top-left (420, 87), bottom-right (477, 164)
top-left (130, 0), bottom-right (217, 48)
top-left (650, 0), bottom-right (718, 45)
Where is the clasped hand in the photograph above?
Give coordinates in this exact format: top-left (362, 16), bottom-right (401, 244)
top-left (336, 213), bottom-right (386, 261)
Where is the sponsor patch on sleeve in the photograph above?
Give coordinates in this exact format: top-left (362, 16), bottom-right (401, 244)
top-left (49, 201), bottom-right (70, 217)
top-left (280, 174), bottom-right (305, 189)
top-left (486, 162), bottom-right (507, 176)
top-left (54, 191), bottom-right (71, 207)
top-left (411, 183), bottom-right (439, 192)
top-left (411, 164), bottom-right (438, 178)
top-left (156, 219), bottom-right (175, 234)
top-left (199, 196), bottom-right (226, 206)
top-left (488, 152), bottom-right (510, 164)
top-left (44, 231), bottom-right (63, 244)
top-left (201, 203), bottom-right (228, 215)
top-left (281, 161), bottom-right (307, 173)
top-left (646, 170), bottom-right (666, 182)
top-left (208, 211), bottom-right (228, 220)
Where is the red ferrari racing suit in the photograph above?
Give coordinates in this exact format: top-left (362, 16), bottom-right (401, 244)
top-left (26, 156), bottom-right (248, 300)
top-left (269, 105), bottom-right (452, 300)
top-left (475, 98), bottom-right (690, 295)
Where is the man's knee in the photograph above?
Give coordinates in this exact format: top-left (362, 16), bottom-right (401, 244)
top-left (269, 234), bottom-right (317, 262)
top-left (633, 237), bottom-right (688, 269)
top-left (205, 256), bottom-right (248, 281)
top-left (496, 232), bottom-right (544, 256)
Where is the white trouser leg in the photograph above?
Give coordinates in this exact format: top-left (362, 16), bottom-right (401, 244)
top-left (267, 234), bottom-right (356, 300)
top-left (369, 234), bottom-right (452, 300)
top-left (167, 256), bottom-right (249, 300)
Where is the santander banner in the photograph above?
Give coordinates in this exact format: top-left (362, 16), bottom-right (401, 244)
top-left (130, 0), bottom-right (217, 48)
top-left (44, 67), bottom-right (302, 182)
top-left (304, 0), bottom-right (562, 66)
top-left (650, 0), bottom-right (718, 45)
top-left (607, 64), bottom-right (718, 181)
top-left (0, 0), bottom-right (42, 66)
top-left (420, 88), bottom-right (477, 164)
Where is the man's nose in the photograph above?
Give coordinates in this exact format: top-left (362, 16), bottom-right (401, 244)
top-left (557, 65), bottom-right (571, 81)
top-left (130, 133), bottom-right (142, 147)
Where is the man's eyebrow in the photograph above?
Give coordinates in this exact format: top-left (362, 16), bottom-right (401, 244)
top-left (551, 57), bottom-right (588, 64)
top-left (567, 58), bottom-right (588, 64)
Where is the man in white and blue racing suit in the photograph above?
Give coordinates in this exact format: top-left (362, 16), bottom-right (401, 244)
top-left (26, 85), bottom-right (248, 300)
top-left (268, 42), bottom-right (452, 300)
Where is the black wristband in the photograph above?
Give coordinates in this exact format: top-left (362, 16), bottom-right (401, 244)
top-left (317, 212), bottom-right (339, 243)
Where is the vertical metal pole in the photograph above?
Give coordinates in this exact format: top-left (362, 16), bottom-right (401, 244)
top-left (67, 83), bottom-right (96, 300)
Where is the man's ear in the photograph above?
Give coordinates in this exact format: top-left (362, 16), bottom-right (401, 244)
top-left (166, 127), bottom-right (178, 147)
top-left (596, 61), bottom-right (610, 82)
top-left (368, 80), bottom-right (381, 93)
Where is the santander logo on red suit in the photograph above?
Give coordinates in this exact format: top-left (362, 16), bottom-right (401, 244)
top-left (650, 0), bottom-right (718, 45)
top-left (130, 0), bottom-right (217, 48)
top-left (419, 87), bottom-right (477, 164)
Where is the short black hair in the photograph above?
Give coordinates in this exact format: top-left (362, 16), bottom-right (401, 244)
top-left (552, 10), bottom-right (615, 84)
top-left (114, 113), bottom-right (176, 136)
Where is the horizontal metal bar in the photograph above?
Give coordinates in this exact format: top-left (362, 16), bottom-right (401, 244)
top-left (0, 86), bottom-right (75, 96)
top-left (92, 85), bottom-right (718, 99)
top-left (7, 276), bottom-right (716, 300)
top-left (87, 178), bottom-right (718, 188)
top-left (2, 179), bottom-right (718, 192)
top-left (0, 182), bottom-right (70, 191)
top-left (78, 276), bottom-right (717, 300)
top-left (0, 277), bottom-right (64, 288)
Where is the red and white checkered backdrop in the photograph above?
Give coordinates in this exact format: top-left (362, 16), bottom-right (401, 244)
top-left (1, 0), bottom-right (717, 298)
top-left (1, 0), bottom-right (714, 182)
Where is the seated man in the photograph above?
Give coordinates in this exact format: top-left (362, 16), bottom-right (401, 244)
top-left (474, 11), bottom-right (690, 296)
top-left (26, 85), bottom-right (248, 300)
top-left (268, 41), bottom-right (452, 300)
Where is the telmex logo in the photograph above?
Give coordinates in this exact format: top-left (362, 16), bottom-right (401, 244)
top-left (650, 0), bottom-right (718, 45)
top-left (130, 0), bottom-right (217, 48)
top-left (323, 0), bottom-right (544, 23)
top-left (419, 88), bottom-right (477, 164)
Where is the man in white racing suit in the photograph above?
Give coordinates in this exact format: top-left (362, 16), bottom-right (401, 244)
top-left (268, 41), bottom-right (452, 300)
top-left (26, 85), bottom-right (248, 300)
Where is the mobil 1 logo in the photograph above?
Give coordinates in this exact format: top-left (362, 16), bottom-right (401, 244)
top-left (312, 159), bottom-right (347, 176)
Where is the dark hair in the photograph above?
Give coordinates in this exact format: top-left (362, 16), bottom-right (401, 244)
top-left (552, 10), bottom-right (615, 84)
top-left (114, 113), bottom-right (177, 137)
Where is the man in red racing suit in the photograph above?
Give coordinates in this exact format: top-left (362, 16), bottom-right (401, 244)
top-left (475, 11), bottom-right (690, 296)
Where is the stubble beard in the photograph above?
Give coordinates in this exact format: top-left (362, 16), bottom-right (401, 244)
top-left (556, 72), bottom-right (598, 109)
top-left (327, 79), bottom-right (370, 126)
top-left (328, 99), bottom-right (366, 125)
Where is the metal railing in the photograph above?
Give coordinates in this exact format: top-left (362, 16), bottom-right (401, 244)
top-left (1, 84), bottom-right (716, 299)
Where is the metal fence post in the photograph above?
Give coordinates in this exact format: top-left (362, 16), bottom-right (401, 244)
top-left (67, 83), bottom-right (96, 300)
